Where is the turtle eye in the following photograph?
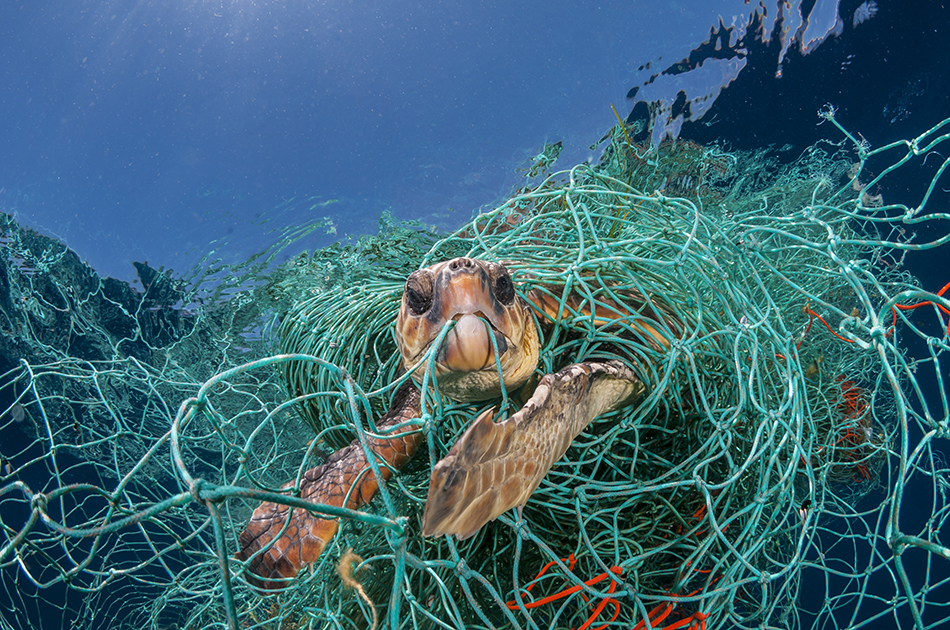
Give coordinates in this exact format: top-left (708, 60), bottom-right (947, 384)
top-left (405, 270), bottom-right (433, 316)
top-left (492, 268), bottom-right (515, 305)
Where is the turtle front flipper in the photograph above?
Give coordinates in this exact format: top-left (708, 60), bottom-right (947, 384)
top-left (421, 360), bottom-right (644, 539)
top-left (236, 382), bottom-right (422, 590)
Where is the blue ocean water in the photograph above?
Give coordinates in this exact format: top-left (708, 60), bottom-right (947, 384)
top-left (1, 1), bottom-right (948, 628)
top-left (9, 0), bottom-right (937, 283)
top-left (0, 0), bottom-right (749, 282)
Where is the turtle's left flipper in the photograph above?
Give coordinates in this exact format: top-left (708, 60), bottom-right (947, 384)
top-left (236, 382), bottom-right (422, 590)
top-left (421, 360), bottom-right (644, 539)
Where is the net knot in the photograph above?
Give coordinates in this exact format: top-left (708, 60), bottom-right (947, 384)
top-left (30, 491), bottom-right (47, 513)
top-left (513, 516), bottom-right (530, 538)
top-left (573, 486), bottom-right (589, 504)
top-left (387, 516), bottom-right (409, 547)
top-left (869, 326), bottom-right (888, 343)
top-left (188, 478), bottom-right (208, 503)
top-left (669, 337), bottom-right (687, 353)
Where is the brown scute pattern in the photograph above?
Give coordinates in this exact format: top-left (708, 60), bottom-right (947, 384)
top-left (236, 383), bottom-right (423, 591)
top-left (421, 360), bottom-right (644, 540)
top-left (525, 285), bottom-right (683, 352)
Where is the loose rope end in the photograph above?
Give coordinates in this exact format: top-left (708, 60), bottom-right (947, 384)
top-left (337, 548), bottom-right (378, 630)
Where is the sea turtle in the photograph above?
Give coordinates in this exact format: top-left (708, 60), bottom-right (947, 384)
top-left (236, 256), bottom-right (682, 590)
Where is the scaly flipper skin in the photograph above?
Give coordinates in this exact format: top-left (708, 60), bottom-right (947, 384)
top-left (237, 257), bottom-right (673, 589)
top-left (236, 257), bottom-right (535, 590)
top-left (236, 383), bottom-right (422, 590)
top-left (421, 360), bottom-right (644, 539)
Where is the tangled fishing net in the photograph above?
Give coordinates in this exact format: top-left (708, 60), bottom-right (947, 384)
top-left (1, 107), bottom-right (949, 630)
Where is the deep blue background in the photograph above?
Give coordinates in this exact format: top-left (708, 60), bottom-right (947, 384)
top-left (1, 0), bottom-right (754, 281)
top-left (9, 1), bottom-right (931, 283)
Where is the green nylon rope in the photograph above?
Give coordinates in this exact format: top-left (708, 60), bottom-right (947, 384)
top-left (1, 110), bottom-right (949, 630)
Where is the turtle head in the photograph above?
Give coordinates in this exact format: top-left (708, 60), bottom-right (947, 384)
top-left (395, 257), bottom-right (539, 402)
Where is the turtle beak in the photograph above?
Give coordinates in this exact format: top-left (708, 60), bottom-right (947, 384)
top-left (426, 261), bottom-right (519, 373)
top-left (429, 263), bottom-right (522, 347)
top-left (396, 257), bottom-right (540, 402)
top-left (437, 313), bottom-right (509, 372)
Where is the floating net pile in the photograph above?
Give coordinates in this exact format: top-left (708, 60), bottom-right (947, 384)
top-left (1, 108), bottom-right (949, 630)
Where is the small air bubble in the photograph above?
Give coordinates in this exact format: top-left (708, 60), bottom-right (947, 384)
top-left (10, 404), bottom-right (25, 424)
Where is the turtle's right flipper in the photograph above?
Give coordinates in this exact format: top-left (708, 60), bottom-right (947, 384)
top-left (421, 360), bottom-right (644, 540)
top-left (236, 382), bottom-right (422, 590)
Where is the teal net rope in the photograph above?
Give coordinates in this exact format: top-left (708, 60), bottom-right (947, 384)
top-left (1, 108), bottom-right (949, 630)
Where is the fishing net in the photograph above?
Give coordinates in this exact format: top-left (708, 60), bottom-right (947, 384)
top-left (1, 107), bottom-right (949, 630)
